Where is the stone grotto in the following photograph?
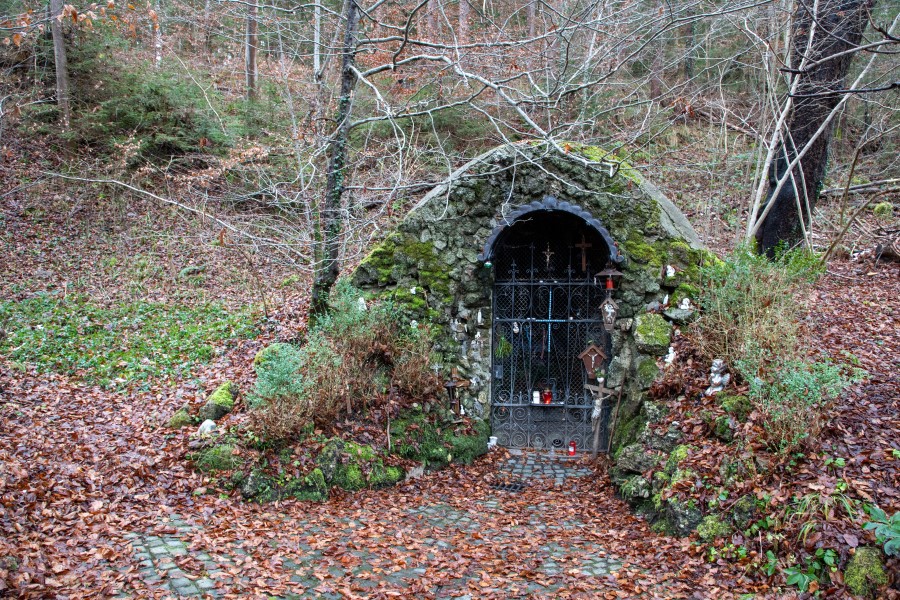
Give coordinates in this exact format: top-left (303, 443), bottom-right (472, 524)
top-left (352, 141), bottom-right (707, 455)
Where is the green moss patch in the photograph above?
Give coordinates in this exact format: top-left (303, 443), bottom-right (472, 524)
top-left (844, 547), bottom-right (888, 598)
top-left (194, 444), bottom-right (241, 472)
top-left (634, 313), bottom-right (673, 355)
top-left (696, 514), bottom-right (731, 541)
top-left (168, 407), bottom-right (193, 428)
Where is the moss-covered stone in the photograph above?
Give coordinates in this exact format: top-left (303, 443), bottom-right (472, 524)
top-left (634, 313), bottom-right (672, 356)
top-left (168, 407), bottom-right (193, 428)
top-left (194, 444), bottom-right (240, 472)
top-left (334, 463), bottom-right (366, 491)
top-left (730, 495), bottom-right (758, 529)
top-left (620, 475), bottom-right (651, 500)
top-left (665, 444), bottom-right (691, 474)
top-left (696, 514), bottom-right (731, 541)
top-left (616, 443), bottom-right (661, 474)
top-left (872, 201), bottom-right (894, 220)
top-left (665, 497), bottom-right (703, 536)
top-left (636, 356), bottom-right (660, 390)
top-left (368, 464), bottom-right (404, 489)
top-left (199, 381), bottom-right (236, 422)
top-left (844, 547), bottom-right (888, 598)
top-left (447, 419), bottom-right (490, 464)
top-left (670, 283), bottom-right (700, 307)
top-left (316, 438), bottom-right (345, 482)
top-left (713, 415), bottom-right (735, 442)
top-left (719, 395), bottom-right (752, 422)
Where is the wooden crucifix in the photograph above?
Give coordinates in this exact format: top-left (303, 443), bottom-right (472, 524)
top-left (575, 235), bottom-right (592, 272)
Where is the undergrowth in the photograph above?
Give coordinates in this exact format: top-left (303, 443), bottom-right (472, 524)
top-left (249, 279), bottom-right (442, 441)
top-left (0, 293), bottom-right (255, 386)
top-left (693, 245), bottom-right (860, 454)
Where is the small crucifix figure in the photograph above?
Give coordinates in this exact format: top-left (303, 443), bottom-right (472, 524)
top-left (575, 235), bottom-right (592, 272)
top-left (543, 243), bottom-right (554, 269)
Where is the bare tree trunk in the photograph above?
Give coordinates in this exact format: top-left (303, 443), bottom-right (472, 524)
top-left (458, 0), bottom-right (469, 43)
top-left (755, 0), bottom-right (876, 255)
top-left (313, 0), bottom-right (321, 78)
top-left (311, 0), bottom-right (360, 315)
top-left (527, 0), bottom-right (536, 38)
top-left (246, 0), bottom-right (259, 101)
top-left (49, 0), bottom-right (70, 130)
top-left (153, 0), bottom-right (163, 69)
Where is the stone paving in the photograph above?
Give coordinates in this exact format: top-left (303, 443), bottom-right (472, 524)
top-left (121, 452), bottom-right (621, 598)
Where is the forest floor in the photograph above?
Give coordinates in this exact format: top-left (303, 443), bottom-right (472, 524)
top-left (1, 139), bottom-right (898, 598)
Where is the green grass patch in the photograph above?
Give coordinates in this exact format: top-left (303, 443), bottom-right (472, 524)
top-left (0, 293), bottom-right (256, 386)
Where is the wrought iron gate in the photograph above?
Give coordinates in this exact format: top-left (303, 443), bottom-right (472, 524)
top-left (489, 224), bottom-right (612, 452)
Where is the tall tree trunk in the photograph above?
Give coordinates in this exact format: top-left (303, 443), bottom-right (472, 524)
top-left (755, 0), bottom-right (875, 255)
top-left (310, 0), bottom-right (359, 316)
top-left (246, 0), bottom-right (259, 101)
top-left (152, 0), bottom-right (163, 69)
top-left (458, 0), bottom-right (469, 43)
top-left (49, 0), bottom-right (70, 130)
top-left (313, 0), bottom-right (321, 79)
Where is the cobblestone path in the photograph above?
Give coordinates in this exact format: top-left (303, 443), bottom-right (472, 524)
top-left (120, 451), bottom-right (623, 598)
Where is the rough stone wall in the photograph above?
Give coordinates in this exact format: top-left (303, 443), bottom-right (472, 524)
top-left (352, 142), bottom-right (705, 452)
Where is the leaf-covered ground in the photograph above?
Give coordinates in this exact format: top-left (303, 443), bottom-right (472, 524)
top-left (0, 258), bottom-right (896, 598)
top-left (2, 139), bottom-right (897, 598)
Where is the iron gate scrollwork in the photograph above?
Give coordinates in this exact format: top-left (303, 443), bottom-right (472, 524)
top-left (490, 215), bottom-right (613, 452)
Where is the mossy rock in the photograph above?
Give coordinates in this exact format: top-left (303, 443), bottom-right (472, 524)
top-left (199, 381), bottom-right (236, 422)
top-left (730, 495), bottom-right (758, 529)
top-left (664, 444), bottom-right (691, 474)
top-left (696, 514), bottom-right (731, 541)
top-left (634, 313), bottom-right (672, 356)
top-left (367, 463), bottom-right (404, 489)
top-left (168, 407), bottom-right (193, 428)
top-left (284, 468), bottom-right (329, 502)
top-left (316, 438), bottom-right (345, 482)
top-left (713, 415), bottom-right (735, 443)
top-left (719, 395), bottom-right (752, 422)
top-left (620, 475), bottom-right (651, 501)
top-left (446, 418), bottom-right (490, 464)
top-left (664, 497), bottom-right (702, 536)
top-left (333, 463), bottom-right (367, 491)
top-left (844, 547), bottom-right (888, 598)
top-left (670, 283), bottom-right (700, 307)
top-left (194, 444), bottom-right (240, 472)
top-left (636, 356), bottom-right (660, 390)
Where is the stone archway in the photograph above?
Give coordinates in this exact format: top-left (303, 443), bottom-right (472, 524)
top-left (483, 202), bottom-right (617, 451)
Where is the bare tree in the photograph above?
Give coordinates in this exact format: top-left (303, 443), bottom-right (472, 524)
top-left (48, 0), bottom-right (70, 130)
top-left (748, 0), bottom-right (897, 254)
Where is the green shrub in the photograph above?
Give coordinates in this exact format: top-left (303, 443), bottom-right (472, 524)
top-left (250, 279), bottom-right (442, 441)
top-left (744, 360), bottom-right (857, 453)
top-left (694, 244), bottom-right (822, 377)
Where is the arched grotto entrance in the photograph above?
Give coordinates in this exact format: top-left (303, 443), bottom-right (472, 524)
top-left (480, 202), bottom-right (621, 451)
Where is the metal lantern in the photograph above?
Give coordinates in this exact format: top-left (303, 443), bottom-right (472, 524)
top-left (595, 264), bottom-right (623, 333)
